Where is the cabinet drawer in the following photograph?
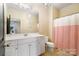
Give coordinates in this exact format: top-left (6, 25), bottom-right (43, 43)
top-left (5, 40), bottom-right (17, 46)
top-left (5, 45), bottom-right (17, 56)
top-left (17, 38), bottom-right (36, 45)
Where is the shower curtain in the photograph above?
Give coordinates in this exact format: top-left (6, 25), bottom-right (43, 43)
top-left (54, 13), bottom-right (79, 55)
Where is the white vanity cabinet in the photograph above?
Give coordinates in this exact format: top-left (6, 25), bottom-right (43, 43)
top-left (5, 45), bottom-right (17, 56)
top-left (17, 43), bottom-right (29, 56)
top-left (5, 36), bottom-right (46, 56)
top-left (5, 40), bottom-right (17, 56)
top-left (5, 40), bottom-right (37, 56)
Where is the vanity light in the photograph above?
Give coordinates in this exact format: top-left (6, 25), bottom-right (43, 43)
top-left (19, 3), bottom-right (31, 9)
top-left (14, 3), bottom-right (31, 10)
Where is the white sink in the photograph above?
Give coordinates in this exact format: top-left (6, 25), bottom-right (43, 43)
top-left (5, 33), bottom-right (44, 41)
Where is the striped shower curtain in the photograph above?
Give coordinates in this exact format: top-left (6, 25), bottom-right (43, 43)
top-left (54, 13), bottom-right (79, 55)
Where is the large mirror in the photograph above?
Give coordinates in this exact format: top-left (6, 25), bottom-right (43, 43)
top-left (6, 3), bottom-right (39, 34)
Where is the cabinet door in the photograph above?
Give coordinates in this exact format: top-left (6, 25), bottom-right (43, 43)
top-left (29, 37), bottom-right (45, 56)
top-left (37, 37), bottom-right (45, 55)
top-left (17, 44), bottom-right (29, 56)
top-left (29, 41), bottom-right (38, 56)
top-left (5, 46), bottom-right (17, 56)
top-left (39, 38), bottom-right (45, 54)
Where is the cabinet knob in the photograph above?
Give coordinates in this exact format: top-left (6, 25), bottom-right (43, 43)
top-left (4, 44), bottom-right (10, 47)
top-left (7, 44), bottom-right (10, 47)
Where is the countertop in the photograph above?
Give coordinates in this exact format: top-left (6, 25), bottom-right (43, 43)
top-left (5, 33), bottom-right (44, 41)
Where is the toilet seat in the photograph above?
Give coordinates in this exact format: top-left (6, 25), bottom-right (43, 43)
top-left (46, 42), bottom-right (54, 48)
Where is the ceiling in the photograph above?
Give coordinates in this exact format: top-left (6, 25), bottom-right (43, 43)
top-left (6, 3), bottom-right (32, 10)
top-left (6, 3), bottom-right (43, 13)
top-left (6, 3), bottom-right (73, 10)
top-left (53, 3), bottom-right (72, 9)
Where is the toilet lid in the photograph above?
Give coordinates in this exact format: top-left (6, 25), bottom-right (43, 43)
top-left (46, 42), bottom-right (54, 47)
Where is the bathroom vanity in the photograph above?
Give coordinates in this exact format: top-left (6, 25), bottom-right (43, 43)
top-left (5, 33), bottom-right (48, 56)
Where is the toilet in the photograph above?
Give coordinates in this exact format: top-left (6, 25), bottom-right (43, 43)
top-left (46, 42), bottom-right (55, 52)
top-left (44, 36), bottom-right (55, 52)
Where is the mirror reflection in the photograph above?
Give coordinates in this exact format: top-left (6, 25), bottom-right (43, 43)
top-left (6, 3), bottom-right (39, 34)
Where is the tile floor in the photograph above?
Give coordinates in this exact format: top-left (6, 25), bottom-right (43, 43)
top-left (42, 46), bottom-right (74, 56)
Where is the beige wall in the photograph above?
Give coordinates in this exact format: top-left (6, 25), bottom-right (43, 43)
top-left (48, 5), bottom-right (54, 42)
top-left (48, 6), bottom-right (60, 42)
top-left (32, 4), bottom-right (49, 36)
top-left (38, 6), bottom-right (49, 36)
top-left (60, 4), bottom-right (79, 17)
top-left (53, 6), bottom-right (60, 19)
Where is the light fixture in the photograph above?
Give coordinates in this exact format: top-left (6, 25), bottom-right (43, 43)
top-left (19, 3), bottom-right (31, 9)
top-left (14, 3), bottom-right (31, 9)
